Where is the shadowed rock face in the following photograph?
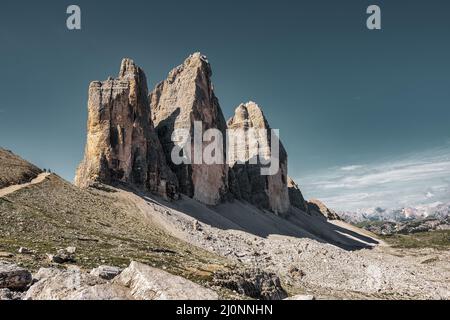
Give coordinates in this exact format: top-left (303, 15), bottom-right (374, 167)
top-left (75, 59), bottom-right (178, 199)
top-left (287, 177), bottom-right (309, 212)
top-left (150, 53), bottom-right (228, 205)
top-left (227, 102), bottom-right (290, 214)
top-left (307, 199), bottom-right (341, 221)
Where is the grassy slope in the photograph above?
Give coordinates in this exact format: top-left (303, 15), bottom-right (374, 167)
top-left (0, 148), bottom-right (42, 188)
top-left (0, 174), bottom-right (235, 293)
top-left (382, 230), bottom-right (450, 250)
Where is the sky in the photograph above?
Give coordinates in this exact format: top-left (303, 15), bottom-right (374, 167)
top-left (0, 0), bottom-right (449, 212)
top-left (300, 143), bottom-right (450, 211)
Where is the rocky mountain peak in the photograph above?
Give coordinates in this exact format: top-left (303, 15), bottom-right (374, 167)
top-left (118, 58), bottom-right (138, 77)
top-left (287, 177), bottom-right (309, 212)
top-left (75, 59), bottom-right (178, 199)
top-left (150, 53), bottom-right (228, 205)
top-left (228, 102), bottom-right (290, 214)
top-left (307, 199), bottom-right (341, 221)
top-left (228, 101), bottom-right (270, 130)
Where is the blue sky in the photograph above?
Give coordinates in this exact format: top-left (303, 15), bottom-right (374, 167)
top-left (0, 0), bottom-right (449, 212)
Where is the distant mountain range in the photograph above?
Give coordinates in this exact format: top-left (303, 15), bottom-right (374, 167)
top-left (339, 202), bottom-right (450, 224)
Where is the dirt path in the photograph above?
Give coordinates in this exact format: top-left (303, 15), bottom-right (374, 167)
top-left (0, 173), bottom-right (50, 197)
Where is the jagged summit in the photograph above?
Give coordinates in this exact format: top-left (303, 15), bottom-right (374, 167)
top-left (228, 101), bottom-right (273, 131)
top-left (118, 58), bottom-right (143, 79)
top-left (150, 53), bottom-right (228, 205)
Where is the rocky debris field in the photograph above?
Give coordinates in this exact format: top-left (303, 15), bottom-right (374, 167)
top-left (0, 256), bottom-right (293, 301)
top-left (0, 174), bottom-right (299, 300)
top-left (132, 192), bottom-right (450, 300)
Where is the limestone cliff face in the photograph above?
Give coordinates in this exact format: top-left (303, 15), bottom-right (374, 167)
top-left (287, 177), bottom-right (309, 212)
top-left (75, 59), bottom-right (178, 199)
top-left (307, 199), bottom-right (341, 220)
top-left (149, 53), bottom-right (228, 205)
top-left (227, 102), bottom-right (290, 214)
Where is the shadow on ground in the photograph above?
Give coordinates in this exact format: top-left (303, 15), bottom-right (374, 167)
top-left (132, 187), bottom-right (379, 251)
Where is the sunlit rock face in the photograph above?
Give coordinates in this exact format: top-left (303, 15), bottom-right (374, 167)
top-left (75, 59), bottom-right (178, 199)
top-left (227, 102), bottom-right (290, 214)
top-left (150, 53), bottom-right (228, 205)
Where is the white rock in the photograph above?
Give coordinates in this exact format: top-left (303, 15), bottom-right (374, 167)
top-left (66, 247), bottom-right (77, 254)
top-left (25, 267), bottom-right (132, 300)
top-left (114, 261), bottom-right (218, 300)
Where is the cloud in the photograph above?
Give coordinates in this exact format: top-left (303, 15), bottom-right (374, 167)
top-left (325, 161), bottom-right (450, 189)
top-left (340, 165), bottom-right (364, 171)
top-left (298, 145), bottom-right (450, 212)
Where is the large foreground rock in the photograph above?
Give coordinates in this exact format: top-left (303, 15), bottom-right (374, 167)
top-left (150, 53), bottom-right (228, 205)
top-left (0, 262), bottom-right (32, 291)
top-left (75, 58), bottom-right (178, 200)
top-left (114, 261), bottom-right (218, 300)
top-left (227, 102), bottom-right (290, 214)
top-left (24, 267), bottom-right (132, 300)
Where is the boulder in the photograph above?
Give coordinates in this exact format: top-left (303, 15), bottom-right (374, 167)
top-left (66, 246), bottom-right (77, 254)
top-left (0, 262), bottom-right (32, 291)
top-left (212, 268), bottom-right (287, 300)
top-left (47, 248), bottom-right (75, 264)
top-left (18, 247), bottom-right (32, 254)
top-left (150, 53), bottom-right (228, 205)
top-left (114, 261), bottom-right (218, 300)
top-left (90, 265), bottom-right (122, 280)
top-left (0, 288), bottom-right (23, 300)
top-left (0, 252), bottom-right (14, 258)
top-left (25, 267), bottom-right (132, 300)
top-left (75, 58), bottom-right (178, 200)
top-left (0, 288), bottom-right (13, 300)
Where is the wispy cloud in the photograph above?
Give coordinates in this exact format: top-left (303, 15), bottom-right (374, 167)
top-left (297, 145), bottom-right (450, 212)
top-left (340, 165), bottom-right (364, 171)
